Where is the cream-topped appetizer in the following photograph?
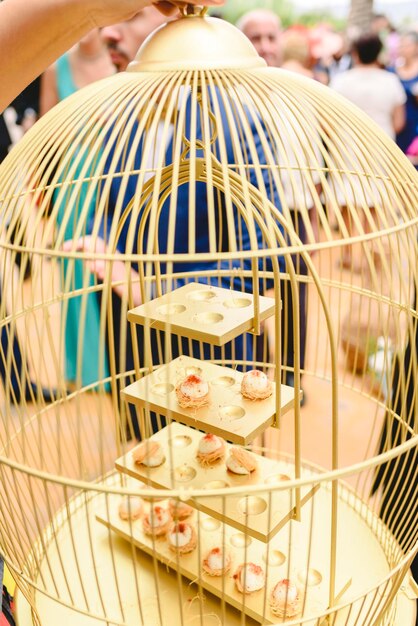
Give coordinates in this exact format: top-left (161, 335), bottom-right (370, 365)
top-left (132, 440), bottom-right (165, 467)
top-left (118, 496), bottom-right (143, 521)
top-left (167, 522), bottom-right (197, 554)
top-left (196, 432), bottom-right (226, 465)
top-left (168, 498), bottom-right (194, 521)
top-left (202, 546), bottom-right (231, 576)
top-left (241, 369), bottom-right (273, 400)
top-left (226, 447), bottom-right (257, 475)
top-left (270, 579), bottom-right (303, 617)
top-left (234, 562), bottom-right (265, 594)
top-left (176, 374), bottom-right (210, 409)
top-left (142, 505), bottom-right (172, 536)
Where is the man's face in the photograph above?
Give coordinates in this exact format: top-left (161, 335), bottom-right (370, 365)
top-left (243, 17), bottom-right (282, 67)
top-left (398, 34), bottom-right (418, 62)
top-left (371, 16), bottom-right (390, 35)
top-left (101, 8), bottom-right (167, 71)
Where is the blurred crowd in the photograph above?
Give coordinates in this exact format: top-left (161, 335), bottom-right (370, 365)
top-left (2, 8), bottom-right (417, 166)
top-left (1, 5), bottom-right (417, 400)
top-left (237, 9), bottom-right (418, 167)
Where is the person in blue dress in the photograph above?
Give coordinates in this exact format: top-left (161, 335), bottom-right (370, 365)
top-left (79, 97), bottom-right (285, 436)
top-left (65, 12), bottom-right (287, 438)
top-left (390, 31), bottom-right (418, 167)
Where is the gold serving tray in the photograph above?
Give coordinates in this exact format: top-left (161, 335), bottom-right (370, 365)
top-left (96, 503), bottom-right (277, 624)
top-left (127, 282), bottom-right (275, 346)
top-left (96, 500), bottom-right (326, 625)
top-left (115, 423), bottom-right (317, 543)
top-left (95, 486), bottom-right (356, 625)
top-left (122, 356), bottom-right (300, 445)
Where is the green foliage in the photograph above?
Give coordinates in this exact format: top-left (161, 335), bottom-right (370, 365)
top-left (297, 12), bottom-right (347, 29)
top-left (209, 1), bottom-right (347, 30)
top-left (209, 0), bottom-right (294, 26)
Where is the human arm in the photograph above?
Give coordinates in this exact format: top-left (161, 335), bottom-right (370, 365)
top-left (392, 103), bottom-right (406, 136)
top-left (390, 73), bottom-right (406, 136)
top-left (0, 0), bottom-right (223, 112)
top-left (308, 183), bottom-right (322, 246)
top-left (39, 64), bottom-right (59, 117)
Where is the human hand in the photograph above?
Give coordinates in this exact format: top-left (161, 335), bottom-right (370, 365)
top-left (62, 236), bottom-right (142, 304)
top-left (91, 0), bottom-right (224, 27)
top-left (153, 1), bottom-right (222, 16)
top-left (62, 235), bottom-right (107, 255)
top-left (62, 235), bottom-right (109, 279)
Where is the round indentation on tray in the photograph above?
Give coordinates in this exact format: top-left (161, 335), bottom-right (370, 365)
top-left (184, 366), bottom-right (203, 377)
top-left (204, 480), bottom-right (230, 490)
top-left (298, 569), bottom-right (323, 586)
top-left (188, 290), bottom-right (217, 302)
top-left (219, 405), bottom-right (245, 420)
top-left (223, 297), bottom-right (252, 309)
top-left (157, 303), bottom-right (186, 316)
top-left (152, 382), bottom-right (175, 396)
top-left (211, 376), bottom-right (236, 388)
top-left (263, 550), bottom-right (286, 566)
top-left (169, 435), bottom-right (193, 448)
top-left (194, 312), bottom-right (224, 325)
top-left (238, 496), bottom-right (267, 516)
top-left (264, 473), bottom-right (292, 484)
top-left (230, 533), bottom-right (252, 548)
top-left (200, 518), bottom-right (221, 532)
top-left (173, 465), bottom-right (197, 482)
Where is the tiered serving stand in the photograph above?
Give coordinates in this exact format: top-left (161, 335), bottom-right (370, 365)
top-left (92, 282), bottom-right (414, 625)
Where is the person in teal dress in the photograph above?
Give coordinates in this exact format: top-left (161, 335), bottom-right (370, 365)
top-left (40, 32), bottom-right (116, 388)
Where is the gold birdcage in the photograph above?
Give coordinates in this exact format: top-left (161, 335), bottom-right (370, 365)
top-left (0, 8), bottom-right (417, 626)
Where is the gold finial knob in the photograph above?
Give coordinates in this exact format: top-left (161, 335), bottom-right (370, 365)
top-left (180, 4), bottom-right (208, 17)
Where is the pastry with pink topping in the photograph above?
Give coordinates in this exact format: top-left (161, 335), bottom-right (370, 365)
top-left (132, 440), bottom-right (165, 467)
top-left (168, 498), bottom-right (194, 520)
top-left (270, 579), bottom-right (303, 617)
top-left (241, 369), bottom-right (272, 400)
top-left (234, 562), bottom-right (265, 593)
top-left (142, 505), bottom-right (172, 536)
top-left (167, 521), bottom-right (197, 554)
top-left (196, 433), bottom-right (226, 466)
top-left (202, 546), bottom-right (231, 576)
top-left (226, 446), bottom-right (257, 475)
top-left (118, 496), bottom-right (143, 521)
top-left (176, 374), bottom-right (210, 409)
